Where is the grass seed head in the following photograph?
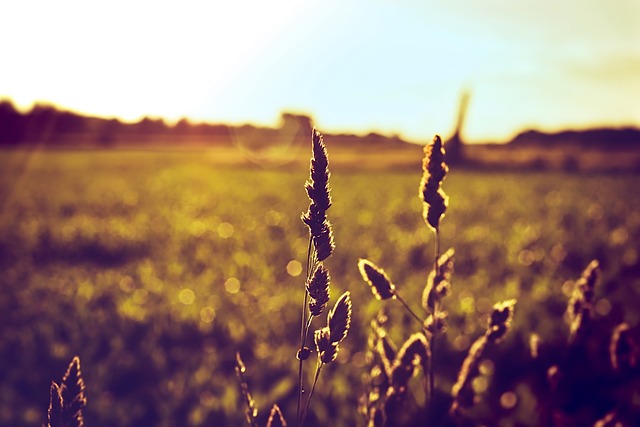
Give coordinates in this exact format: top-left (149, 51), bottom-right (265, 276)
top-left (419, 135), bottom-right (449, 232)
top-left (567, 260), bottom-right (600, 340)
top-left (487, 299), bottom-right (517, 342)
top-left (314, 221), bottom-right (335, 262)
top-left (302, 129), bottom-right (335, 261)
top-left (610, 322), bottom-right (638, 372)
top-left (376, 332), bottom-right (397, 376)
top-left (302, 215), bottom-right (335, 261)
top-left (358, 259), bottom-right (396, 300)
top-left (579, 259), bottom-right (600, 294)
top-left (305, 129), bottom-right (331, 213)
top-left (307, 264), bottom-right (331, 317)
top-left (328, 291), bottom-right (352, 344)
top-left (422, 247), bottom-right (455, 311)
top-left (60, 356), bottom-right (87, 427)
top-left (314, 327), bottom-right (338, 364)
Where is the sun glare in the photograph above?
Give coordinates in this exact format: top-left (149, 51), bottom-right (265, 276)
top-left (1, 0), bottom-right (638, 140)
top-left (1, 0), bottom-right (310, 122)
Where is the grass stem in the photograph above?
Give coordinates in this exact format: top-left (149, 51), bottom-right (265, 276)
top-left (395, 293), bottom-right (427, 329)
top-left (429, 228), bottom-right (441, 415)
top-left (297, 236), bottom-right (314, 426)
top-left (300, 361), bottom-right (323, 427)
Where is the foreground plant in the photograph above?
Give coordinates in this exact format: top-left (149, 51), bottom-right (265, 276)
top-left (296, 129), bottom-right (353, 426)
top-left (235, 129), bottom-right (351, 427)
top-left (450, 299), bottom-right (517, 416)
top-left (418, 135), bottom-right (451, 412)
top-left (566, 259), bottom-right (599, 342)
top-left (358, 135), bottom-right (516, 426)
top-left (359, 313), bottom-right (431, 427)
top-left (47, 356), bottom-right (87, 427)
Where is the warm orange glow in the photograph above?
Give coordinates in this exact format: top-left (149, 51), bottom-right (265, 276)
top-left (1, 0), bottom-right (638, 141)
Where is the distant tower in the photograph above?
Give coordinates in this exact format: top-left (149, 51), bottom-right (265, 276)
top-left (444, 91), bottom-right (470, 166)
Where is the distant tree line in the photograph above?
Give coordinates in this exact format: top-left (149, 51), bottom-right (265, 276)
top-left (509, 128), bottom-right (640, 150)
top-left (0, 100), bottom-right (314, 148)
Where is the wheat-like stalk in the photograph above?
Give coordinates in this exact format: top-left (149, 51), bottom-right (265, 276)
top-left (358, 259), bottom-right (396, 301)
top-left (450, 299), bottom-right (516, 416)
top-left (377, 331), bottom-right (397, 376)
top-left (312, 291), bottom-right (352, 365)
top-left (358, 258), bottom-right (426, 328)
top-left (419, 135), bottom-right (450, 412)
top-left (358, 135), bottom-right (454, 425)
top-left (419, 135), bottom-right (449, 233)
top-left (328, 291), bottom-right (352, 345)
top-left (306, 264), bottom-right (330, 317)
top-left (301, 129), bottom-right (334, 262)
top-left (47, 357), bottom-right (87, 427)
top-left (59, 356), bottom-right (87, 427)
top-left (566, 259), bottom-right (599, 342)
top-left (297, 128), bottom-right (337, 425)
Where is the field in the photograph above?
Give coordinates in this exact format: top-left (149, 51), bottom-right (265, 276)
top-left (1, 147), bottom-right (639, 427)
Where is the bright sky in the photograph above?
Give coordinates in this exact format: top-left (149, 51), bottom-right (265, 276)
top-left (1, 0), bottom-right (638, 142)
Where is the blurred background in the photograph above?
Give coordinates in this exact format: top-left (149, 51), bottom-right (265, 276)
top-left (0, 1), bottom-right (639, 426)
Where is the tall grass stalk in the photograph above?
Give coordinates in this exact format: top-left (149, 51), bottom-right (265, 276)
top-left (419, 135), bottom-right (449, 410)
top-left (296, 128), bottom-right (344, 426)
top-left (357, 135), bottom-right (451, 424)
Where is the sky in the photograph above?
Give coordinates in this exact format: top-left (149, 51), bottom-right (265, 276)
top-left (0, 0), bottom-right (638, 143)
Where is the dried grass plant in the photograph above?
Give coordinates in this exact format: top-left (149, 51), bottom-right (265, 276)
top-left (450, 299), bottom-right (516, 417)
top-left (536, 260), bottom-right (640, 426)
top-left (47, 356), bottom-right (87, 427)
top-left (358, 135), bottom-right (518, 426)
top-left (233, 128), bottom-right (352, 427)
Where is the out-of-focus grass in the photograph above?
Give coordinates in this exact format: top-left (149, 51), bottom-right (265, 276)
top-left (0, 149), bottom-right (638, 426)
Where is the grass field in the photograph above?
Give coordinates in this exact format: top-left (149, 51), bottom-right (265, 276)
top-left (1, 148), bottom-right (639, 427)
